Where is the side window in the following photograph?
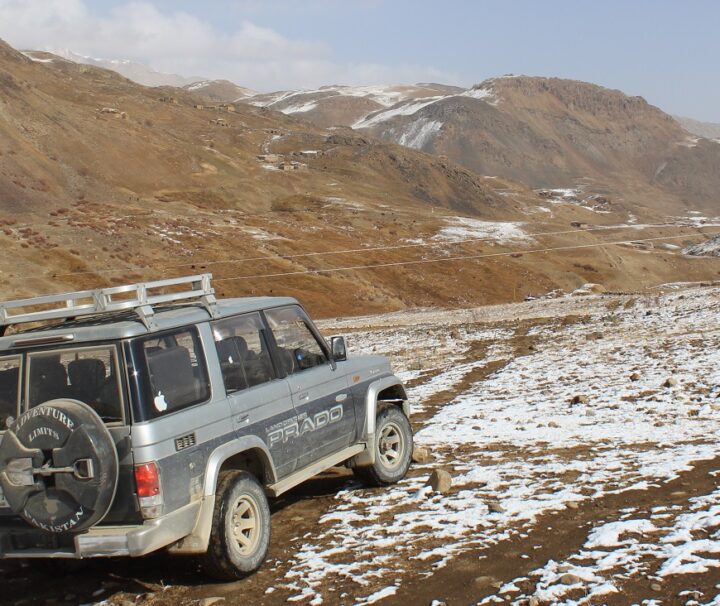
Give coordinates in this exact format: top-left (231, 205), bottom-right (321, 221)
top-left (0, 356), bottom-right (21, 429)
top-left (27, 347), bottom-right (123, 422)
top-left (140, 328), bottom-right (210, 417)
top-left (212, 313), bottom-right (275, 394)
top-left (265, 306), bottom-right (328, 375)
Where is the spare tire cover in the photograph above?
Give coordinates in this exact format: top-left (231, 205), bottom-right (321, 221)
top-left (0, 399), bottom-right (119, 533)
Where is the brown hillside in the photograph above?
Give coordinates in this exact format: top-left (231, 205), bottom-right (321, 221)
top-left (0, 40), bottom-right (718, 317)
top-left (358, 76), bottom-right (719, 214)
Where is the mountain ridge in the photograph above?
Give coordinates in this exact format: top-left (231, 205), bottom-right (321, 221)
top-left (1, 38), bottom-right (718, 316)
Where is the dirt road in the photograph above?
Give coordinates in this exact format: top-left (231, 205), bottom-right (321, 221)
top-left (4, 286), bottom-right (720, 606)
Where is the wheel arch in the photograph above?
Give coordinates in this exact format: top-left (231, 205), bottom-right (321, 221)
top-left (203, 437), bottom-right (278, 497)
top-left (352, 376), bottom-right (410, 468)
top-left (365, 376), bottom-right (410, 437)
top-left (169, 437), bottom-right (277, 555)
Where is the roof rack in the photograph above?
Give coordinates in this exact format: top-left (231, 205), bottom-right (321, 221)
top-left (0, 274), bottom-right (217, 334)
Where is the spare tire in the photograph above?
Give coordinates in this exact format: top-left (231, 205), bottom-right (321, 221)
top-left (0, 399), bottom-right (119, 533)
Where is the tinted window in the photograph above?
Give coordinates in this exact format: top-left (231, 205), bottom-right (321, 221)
top-left (139, 328), bottom-right (210, 417)
top-left (265, 306), bottom-right (328, 375)
top-left (0, 356), bottom-right (20, 429)
top-left (27, 347), bottom-right (123, 422)
top-left (212, 313), bottom-right (275, 393)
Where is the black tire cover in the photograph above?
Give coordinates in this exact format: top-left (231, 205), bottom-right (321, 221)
top-left (0, 399), bottom-right (119, 533)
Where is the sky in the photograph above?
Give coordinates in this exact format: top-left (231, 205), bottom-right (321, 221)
top-left (0, 0), bottom-right (718, 122)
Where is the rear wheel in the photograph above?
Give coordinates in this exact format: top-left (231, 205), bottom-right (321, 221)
top-left (355, 405), bottom-right (413, 486)
top-left (202, 471), bottom-right (271, 580)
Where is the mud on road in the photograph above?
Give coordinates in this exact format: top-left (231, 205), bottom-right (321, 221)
top-left (4, 286), bottom-right (720, 606)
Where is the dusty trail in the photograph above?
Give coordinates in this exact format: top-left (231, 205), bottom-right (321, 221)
top-left (4, 286), bottom-right (720, 606)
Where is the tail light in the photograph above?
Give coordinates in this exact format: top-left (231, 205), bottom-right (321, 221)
top-left (134, 462), bottom-right (163, 518)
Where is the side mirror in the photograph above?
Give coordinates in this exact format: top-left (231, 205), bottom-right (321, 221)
top-left (330, 336), bottom-right (347, 362)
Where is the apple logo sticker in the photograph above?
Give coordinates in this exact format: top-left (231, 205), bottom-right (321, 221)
top-left (154, 392), bottom-right (168, 412)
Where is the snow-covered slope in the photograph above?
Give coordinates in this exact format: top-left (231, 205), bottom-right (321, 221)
top-left (244, 83), bottom-right (465, 128)
top-left (684, 234), bottom-right (720, 257)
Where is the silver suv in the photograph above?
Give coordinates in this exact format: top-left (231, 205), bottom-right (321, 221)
top-left (0, 275), bottom-right (412, 579)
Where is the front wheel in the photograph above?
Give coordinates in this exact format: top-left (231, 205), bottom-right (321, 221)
top-left (202, 471), bottom-right (271, 580)
top-left (355, 405), bottom-right (413, 486)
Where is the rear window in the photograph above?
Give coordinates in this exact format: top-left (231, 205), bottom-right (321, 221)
top-left (26, 346), bottom-right (124, 423)
top-left (0, 356), bottom-right (21, 429)
top-left (136, 328), bottom-right (211, 419)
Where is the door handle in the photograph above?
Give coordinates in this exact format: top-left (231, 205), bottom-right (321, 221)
top-left (298, 392), bottom-right (310, 402)
top-left (236, 414), bottom-right (250, 424)
top-left (335, 393), bottom-right (348, 403)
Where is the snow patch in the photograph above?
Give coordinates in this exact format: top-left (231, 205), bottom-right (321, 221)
top-left (433, 217), bottom-right (530, 245)
top-left (353, 97), bottom-right (446, 128)
top-left (397, 118), bottom-right (443, 149)
top-left (282, 101), bottom-right (318, 114)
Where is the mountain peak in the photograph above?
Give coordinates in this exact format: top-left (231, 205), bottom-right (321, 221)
top-left (0, 38), bottom-right (31, 64)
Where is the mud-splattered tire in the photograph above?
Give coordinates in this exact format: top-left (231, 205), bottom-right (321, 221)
top-left (202, 471), bottom-right (271, 580)
top-left (355, 405), bottom-right (413, 486)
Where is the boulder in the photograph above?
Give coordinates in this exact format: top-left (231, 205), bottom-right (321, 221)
top-left (412, 446), bottom-right (434, 465)
top-left (425, 469), bottom-right (452, 493)
top-left (487, 500), bottom-right (506, 514)
top-left (558, 573), bottom-right (583, 585)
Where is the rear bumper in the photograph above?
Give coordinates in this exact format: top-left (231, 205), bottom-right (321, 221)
top-left (0, 500), bottom-right (200, 559)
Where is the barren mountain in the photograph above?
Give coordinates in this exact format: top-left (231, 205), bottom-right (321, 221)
top-left (675, 115), bottom-right (720, 140)
top-left (184, 79), bottom-right (257, 102)
top-left (26, 48), bottom-right (204, 88)
top-left (246, 83), bottom-right (463, 128)
top-left (353, 76), bottom-right (720, 212)
top-left (1, 38), bottom-right (719, 316)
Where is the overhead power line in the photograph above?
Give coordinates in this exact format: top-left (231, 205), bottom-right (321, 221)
top-left (212, 232), bottom-right (718, 283)
top-left (49, 221), bottom-right (710, 279)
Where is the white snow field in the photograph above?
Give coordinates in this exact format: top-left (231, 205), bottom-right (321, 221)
top-left (284, 287), bottom-right (720, 604)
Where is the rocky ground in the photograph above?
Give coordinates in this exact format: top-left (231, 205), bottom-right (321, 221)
top-left (3, 284), bottom-right (720, 606)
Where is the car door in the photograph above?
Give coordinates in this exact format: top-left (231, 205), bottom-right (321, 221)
top-left (211, 312), bottom-right (298, 479)
top-left (264, 306), bottom-right (356, 469)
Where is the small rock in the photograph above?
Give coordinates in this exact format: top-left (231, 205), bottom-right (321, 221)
top-left (630, 372), bottom-right (641, 381)
top-left (559, 573), bottom-right (583, 585)
top-left (570, 394), bottom-right (587, 405)
top-left (425, 469), bottom-right (452, 493)
top-left (548, 421), bottom-right (560, 428)
top-left (487, 500), bottom-right (506, 514)
top-left (663, 377), bottom-right (678, 388)
top-left (412, 446), bottom-right (434, 465)
top-left (650, 583), bottom-right (662, 592)
top-left (474, 575), bottom-right (498, 588)
top-left (199, 599), bottom-right (226, 606)
top-left (528, 598), bottom-right (540, 606)
top-left (565, 501), bottom-right (579, 510)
